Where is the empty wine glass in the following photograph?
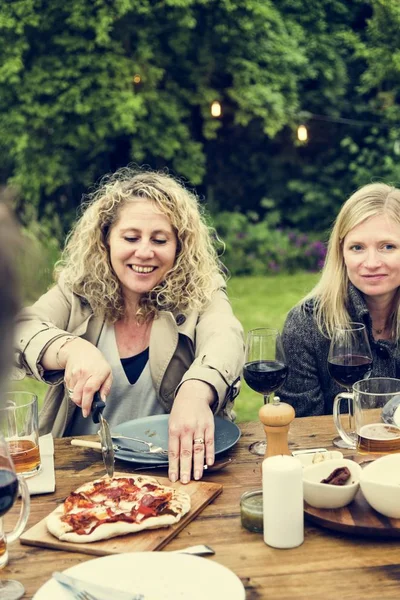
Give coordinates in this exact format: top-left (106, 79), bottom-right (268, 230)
top-left (0, 432), bottom-right (30, 600)
top-left (243, 328), bottom-right (288, 456)
top-left (328, 322), bottom-right (373, 449)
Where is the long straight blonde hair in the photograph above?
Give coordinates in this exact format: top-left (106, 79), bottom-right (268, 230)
top-left (302, 183), bottom-right (400, 339)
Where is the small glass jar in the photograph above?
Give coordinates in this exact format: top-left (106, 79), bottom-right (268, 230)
top-left (240, 489), bottom-right (263, 533)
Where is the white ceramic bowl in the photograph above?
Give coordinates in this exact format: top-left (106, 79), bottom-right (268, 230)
top-left (303, 459), bottom-right (362, 509)
top-left (359, 454), bottom-right (400, 518)
top-left (294, 450), bottom-right (343, 468)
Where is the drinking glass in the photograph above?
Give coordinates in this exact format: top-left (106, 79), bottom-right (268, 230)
top-left (328, 322), bottom-right (373, 449)
top-left (243, 328), bottom-right (288, 456)
top-left (0, 432), bottom-right (30, 600)
top-left (0, 392), bottom-right (41, 477)
top-left (333, 377), bottom-right (400, 453)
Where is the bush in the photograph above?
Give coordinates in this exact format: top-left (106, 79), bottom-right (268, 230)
top-left (212, 211), bottom-right (327, 276)
top-left (17, 220), bottom-right (61, 303)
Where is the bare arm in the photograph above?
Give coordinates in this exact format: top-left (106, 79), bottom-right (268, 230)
top-left (168, 283), bottom-right (244, 484)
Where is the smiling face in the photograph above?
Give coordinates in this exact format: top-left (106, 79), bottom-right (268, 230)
top-left (343, 213), bottom-right (400, 303)
top-left (108, 200), bottom-right (178, 307)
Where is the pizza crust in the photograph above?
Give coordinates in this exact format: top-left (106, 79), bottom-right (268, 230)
top-left (46, 476), bottom-right (191, 543)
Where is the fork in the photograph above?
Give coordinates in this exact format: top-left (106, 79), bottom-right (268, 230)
top-left (70, 587), bottom-right (145, 600)
top-left (75, 590), bottom-right (98, 600)
top-left (110, 434), bottom-right (168, 456)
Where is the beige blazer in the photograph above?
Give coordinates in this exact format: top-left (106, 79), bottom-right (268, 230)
top-left (14, 274), bottom-right (244, 436)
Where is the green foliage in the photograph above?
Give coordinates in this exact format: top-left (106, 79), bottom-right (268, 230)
top-left (0, 0), bottom-right (304, 226)
top-left (17, 219), bottom-right (61, 303)
top-left (213, 211), bottom-right (327, 276)
top-left (1, 1), bottom-right (400, 236)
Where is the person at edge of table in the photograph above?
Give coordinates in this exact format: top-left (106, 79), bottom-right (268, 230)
top-left (0, 200), bottom-right (20, 404)
top-left (14, 167), bottom-right (244, 483)
top-left (279, 182), bottom-right (400, 416)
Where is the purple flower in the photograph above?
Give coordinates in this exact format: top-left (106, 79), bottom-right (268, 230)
top-left (268, 261), bottom-right (280, 273)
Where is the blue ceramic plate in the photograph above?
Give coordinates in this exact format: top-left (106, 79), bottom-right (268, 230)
top-left (112, 415), bottom-right (241, 466)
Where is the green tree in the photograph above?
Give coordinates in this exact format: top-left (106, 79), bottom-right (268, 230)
top-left (0, 0), bottom-right (304, 228)
top-left (2, 0), bottom-right (400, 238)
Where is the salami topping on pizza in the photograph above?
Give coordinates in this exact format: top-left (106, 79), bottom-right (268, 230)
top-left (46, 475), bottom-right (191, 543)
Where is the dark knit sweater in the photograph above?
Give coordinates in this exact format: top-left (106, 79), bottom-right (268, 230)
top-left (280, 284), bottom-right (400, 417)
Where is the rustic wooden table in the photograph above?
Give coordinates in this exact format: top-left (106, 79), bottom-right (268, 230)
top-left (3, 415), bottom-right (400, 599)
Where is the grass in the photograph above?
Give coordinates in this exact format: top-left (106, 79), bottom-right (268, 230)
top-left (227, 272), bottom-right (319, 421)
top-left (11, 272), bottom-right (319, 423)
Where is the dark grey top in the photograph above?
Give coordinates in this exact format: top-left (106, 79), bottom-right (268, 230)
top-left (280, 284), bottom-right (400, 416)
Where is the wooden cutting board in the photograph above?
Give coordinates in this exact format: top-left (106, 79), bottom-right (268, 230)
top-left (20, 473), bottom-right (222, 556)
top-left (304, 489), bottom-right (400, 538)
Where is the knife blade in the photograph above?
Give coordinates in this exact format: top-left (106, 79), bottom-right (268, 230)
top-left (71, 439), bottom-right (166, 456)
top-left (53, 571), bottom-right (144, 600)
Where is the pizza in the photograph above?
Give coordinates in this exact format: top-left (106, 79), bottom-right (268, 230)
top-left (46, 475), bottom-right (191, 543)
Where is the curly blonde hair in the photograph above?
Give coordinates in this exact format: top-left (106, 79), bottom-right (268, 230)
top-left (56, 168), bottom-right (224, 322)
top-left (303, 182), bottom-right (400, 339)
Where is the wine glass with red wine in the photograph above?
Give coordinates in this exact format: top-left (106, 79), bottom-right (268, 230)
top-left (328, 322), bottom-right (373, 449)
top-left (243, 328), bottom-right (288, 456)
top-left (0, 433), bottom-right (30, 600)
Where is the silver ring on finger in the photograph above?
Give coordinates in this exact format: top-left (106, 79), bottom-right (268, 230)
top-left (193, 437), bottom-right (205, 445)
top-left (66, 387), bottom-right (74, 399)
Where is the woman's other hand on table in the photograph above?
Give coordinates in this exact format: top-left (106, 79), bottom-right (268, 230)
top-left (168, 380), bottom-right (215, 484)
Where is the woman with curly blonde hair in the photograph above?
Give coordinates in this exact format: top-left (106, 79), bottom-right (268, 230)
top-left (280, 182), bottom-right (400, 416)
top-left (15, 167), bottom-right (244, 483)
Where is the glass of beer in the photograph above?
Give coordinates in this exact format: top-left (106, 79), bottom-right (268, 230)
top-left (0, 392), bottom-right (41, 477)
top-left (333, 377), bottom-right (400, 454)
top-left (0, 432), bottom-right (30, 599)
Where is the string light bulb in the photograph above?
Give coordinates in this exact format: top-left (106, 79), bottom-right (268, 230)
top-left (211, 100), bottom-right (222, 118)
top-left (133, 74), bottom-right (141, 84)
top-left (297, 124), bottom-right (308, 142)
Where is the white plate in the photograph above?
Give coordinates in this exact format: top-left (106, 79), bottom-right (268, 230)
top-left (33, 552), bottom-right (246, 600)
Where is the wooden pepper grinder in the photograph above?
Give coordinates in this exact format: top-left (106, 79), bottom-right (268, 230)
top-left (259, 396), bottom-right (295, 459)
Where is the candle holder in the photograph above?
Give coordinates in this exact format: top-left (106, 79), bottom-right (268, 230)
top-left (240, 489), bottom-right (263, 533)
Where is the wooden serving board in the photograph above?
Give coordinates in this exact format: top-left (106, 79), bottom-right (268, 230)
top-left (20, 473), bottom-right (222, 556)
top-left (304, 489), bottom-right (400, 538)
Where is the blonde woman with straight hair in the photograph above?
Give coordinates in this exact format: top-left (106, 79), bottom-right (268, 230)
top-left (15, 167), bottom-right (244, 483)
top-left (279, 182), bottom-right (400, 416)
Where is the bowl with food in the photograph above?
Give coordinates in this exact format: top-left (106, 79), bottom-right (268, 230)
top-left (302, 458), bottom-right (362, 509)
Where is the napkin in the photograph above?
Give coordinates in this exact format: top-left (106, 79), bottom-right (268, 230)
top-left (26, 433), bottom-right (56, 495)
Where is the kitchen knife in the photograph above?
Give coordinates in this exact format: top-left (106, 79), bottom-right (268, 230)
top-left (71, 439), bottom-right (163, 455)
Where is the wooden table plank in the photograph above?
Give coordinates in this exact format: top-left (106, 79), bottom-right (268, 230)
top-left (3, 415), bottom-right (400, 599)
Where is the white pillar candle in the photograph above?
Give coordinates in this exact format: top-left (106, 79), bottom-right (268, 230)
top-left (262, 454), bottom-right (304, 549)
